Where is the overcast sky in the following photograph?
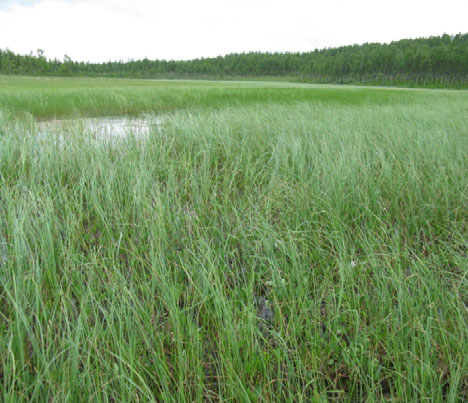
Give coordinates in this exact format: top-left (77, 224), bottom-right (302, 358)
top-left (1, 0), bottom-right (467, 62)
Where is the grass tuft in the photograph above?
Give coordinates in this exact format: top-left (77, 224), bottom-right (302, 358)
top-left (1, 77), bottom-right (467, 401)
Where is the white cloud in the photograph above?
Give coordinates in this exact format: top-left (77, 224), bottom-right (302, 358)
top-left (0, 0), bottom-right (467, 62)
top-left (0, 0), bottom-right (42, 10)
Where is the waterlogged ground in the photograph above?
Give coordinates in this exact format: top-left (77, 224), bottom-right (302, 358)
top-left (36, 115), bottom-right (161, 142)
top-left (2, 75), bottom-right (463, 119)
top-left (0, 76), bottom-right (467, 401)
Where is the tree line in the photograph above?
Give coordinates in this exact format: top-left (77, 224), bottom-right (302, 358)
top-left (1, 33), bottom-right (467, 87)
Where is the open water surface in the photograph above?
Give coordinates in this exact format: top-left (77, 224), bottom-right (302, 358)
top-left (37, 116), bottom-right (160, 142)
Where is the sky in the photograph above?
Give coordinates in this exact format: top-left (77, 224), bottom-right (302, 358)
top-left (0, 0), bottom-right (467, 62)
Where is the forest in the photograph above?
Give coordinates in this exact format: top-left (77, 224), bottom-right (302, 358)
top-left (1, 33), bottom-right (468, 87)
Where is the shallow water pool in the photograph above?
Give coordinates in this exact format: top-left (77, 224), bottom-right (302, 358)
top-left (36, 116), bottom-right (160, 141)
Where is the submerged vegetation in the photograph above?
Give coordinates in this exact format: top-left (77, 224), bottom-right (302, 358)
top-left (1, 33), bottom-right (468, 88)
top-left (0, 77), bottom-right (467, 401)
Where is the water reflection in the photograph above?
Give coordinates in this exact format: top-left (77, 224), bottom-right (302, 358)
top-left (37, 116), bottom-right (160, 142)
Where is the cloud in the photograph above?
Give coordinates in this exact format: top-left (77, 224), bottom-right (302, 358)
top-left (0, 0), bottom-right (43, 10)
top-left (0, 0), bottom-right (467, 62)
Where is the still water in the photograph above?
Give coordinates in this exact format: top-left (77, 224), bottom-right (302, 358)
top-left (37, 116), bottom-right (160, 142)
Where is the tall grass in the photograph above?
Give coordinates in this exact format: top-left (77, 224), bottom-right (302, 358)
top-left (0, 80), bottom-right (467, 401)
top-left (0, 75), bottom-right (448, 119)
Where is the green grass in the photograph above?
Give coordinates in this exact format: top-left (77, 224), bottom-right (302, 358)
top-left (0, 76), bottom-right (467, 401)
top-left (0, 75), bottom-right (448, 120)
